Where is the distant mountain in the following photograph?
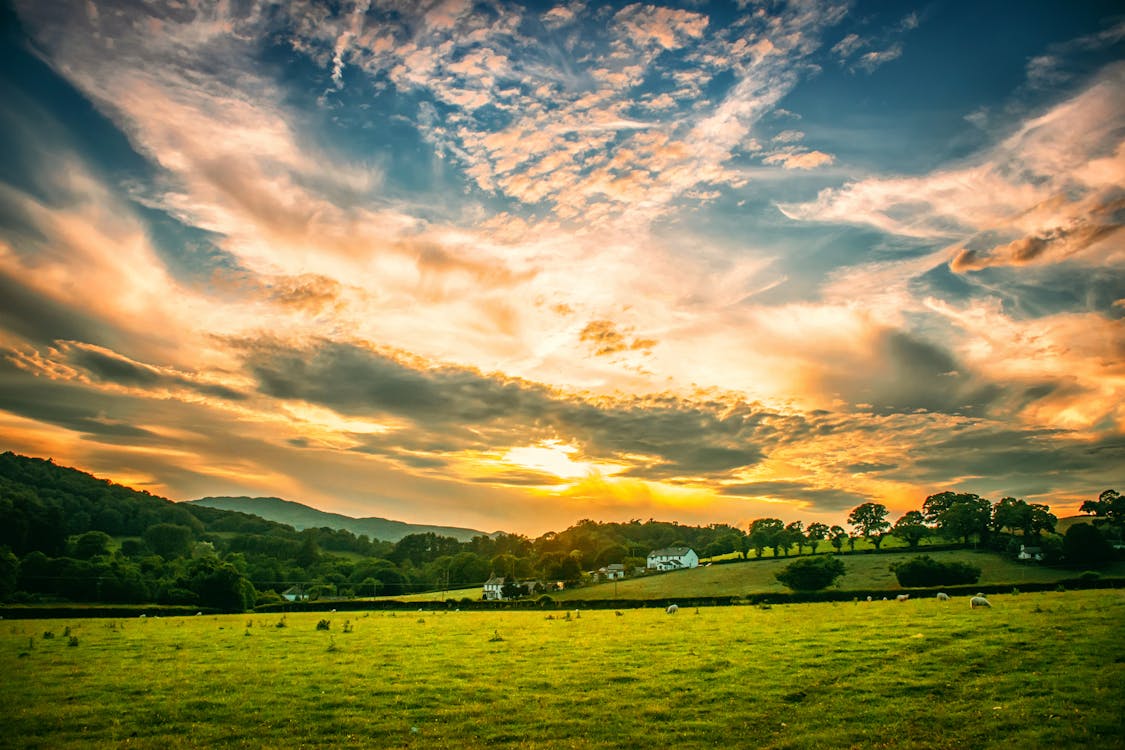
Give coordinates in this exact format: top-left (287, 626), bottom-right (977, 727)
top-left (185, 496), bottom-right (491, 542)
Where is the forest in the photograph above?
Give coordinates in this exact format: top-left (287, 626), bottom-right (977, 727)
top-left (0, 452), bottom-right (1120, 611)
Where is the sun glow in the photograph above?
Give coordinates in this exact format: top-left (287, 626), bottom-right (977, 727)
top-left (502, 441), bottom-right (606, 481)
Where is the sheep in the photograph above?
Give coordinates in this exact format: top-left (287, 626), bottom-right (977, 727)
top-left (666, 604), bottom-right (679, 614)
top-left (866, 596), bottom-right (873, 602)
top-left (970, 594), bottom-right (991, 609)
top-left (896, 594), bottom-right (910, 602)
top-left (936, 592), bottom-right (950, 601)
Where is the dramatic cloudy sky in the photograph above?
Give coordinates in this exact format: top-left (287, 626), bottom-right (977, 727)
top-left (1, 0), bottom-right (1122, 534)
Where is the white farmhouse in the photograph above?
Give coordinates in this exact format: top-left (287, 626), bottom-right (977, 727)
top-left (482, 576), bottom-right (506, 601)
top-left (646, 547), bottom-right (699, 571)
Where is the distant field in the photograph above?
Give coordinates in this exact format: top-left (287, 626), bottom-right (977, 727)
top-left (553, 549), bottom-right (1125, 601)
top-left (3, 591), bottom-right (1122, 748)
top-left (370, 550), bottom-right (1125, 605)
top-left (375, 586), bottom-right (484, 603)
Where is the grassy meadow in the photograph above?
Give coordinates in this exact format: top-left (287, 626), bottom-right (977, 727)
top-left (3, 590), bottom-right (1124, 748)
top-left (554, 549), bottom-right (1125, 601)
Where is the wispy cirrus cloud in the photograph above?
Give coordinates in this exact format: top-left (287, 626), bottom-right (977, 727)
top-left (286, 0), bottom-right (845, 223)
top-left (779, 63), bottom-right (1125, 247)
top-left (830, 10), bottom-right (918, 73)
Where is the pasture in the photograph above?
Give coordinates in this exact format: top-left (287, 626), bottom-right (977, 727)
top-left (553, 549), bottom-right (1125, 601)
top-left (379, 550), bottom-right (1125, 605)
top-left (3, 590), bottom-right (1123, 748)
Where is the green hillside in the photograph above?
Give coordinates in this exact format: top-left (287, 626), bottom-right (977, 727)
top-left (187, 496), bottom-right (490, 542)
top-left (552, 549), bottom-right (1125, 601)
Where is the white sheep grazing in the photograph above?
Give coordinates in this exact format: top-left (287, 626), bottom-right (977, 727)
top-left (866, 596), bottom-right (873, 602)
top-left (896, 594), bottom-right (910, 602)
top-left (666, 604), bottom-right (679, 614)
top-left (936, 592), bottom-right (950, 601)
top-left (970, 594), bottom-right (991, 608)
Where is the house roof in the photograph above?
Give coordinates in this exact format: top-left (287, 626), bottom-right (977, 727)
top-left (648, 547), bottom-right (694, 557)
top-left (484, 576), bottom-right (505, 585)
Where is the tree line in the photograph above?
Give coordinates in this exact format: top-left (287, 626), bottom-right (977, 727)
top-left (0, 452), bottom-right (1120, 611)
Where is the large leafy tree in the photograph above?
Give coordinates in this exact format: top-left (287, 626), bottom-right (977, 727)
top-left (1080, 489), bottom-right (1124, 538)
top-left (784, 521), bottom-right (806, 556)
top-left (891, 511), bottom-right (930, 550)
top-left (992, 497), bottom-right (1031, 536)
top-left (828, 525), bottom-right (847, 553)
top-left (923, 491), bottom-right (992, 546)
top-left (748, 518), bottom-right (784, 558)
top-left (1025, 503), bottom-right (1057, 540)
top-left (847, 503), bottom-right (890, 550)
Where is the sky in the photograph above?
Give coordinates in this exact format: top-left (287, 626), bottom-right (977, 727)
top-left (0, 0), bottom-right (1122, 536)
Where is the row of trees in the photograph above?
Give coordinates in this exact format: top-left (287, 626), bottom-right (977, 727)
top-left (744, 491), bottom-right (1070, 561)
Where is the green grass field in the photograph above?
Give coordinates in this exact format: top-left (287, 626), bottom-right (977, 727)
top-left (3, 590), bottom-right (1123, 748)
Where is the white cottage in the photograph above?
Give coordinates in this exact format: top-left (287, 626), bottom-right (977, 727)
top-left (646, 547), bottom-right (699, 571)
top-left (482, 576), bottom-right (506, 600)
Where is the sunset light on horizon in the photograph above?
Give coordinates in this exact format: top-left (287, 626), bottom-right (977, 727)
top-left (1, 0), bottom-right (1122, 536)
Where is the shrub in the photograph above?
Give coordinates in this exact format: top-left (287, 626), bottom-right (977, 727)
top-left (316, 619), bottom-right (331, 631)
top-left (775, 556), bottom-right (846, 591)
top-left (255, 589), bottom-right (284, 607)
top-left (890, 555), bottom-right (981, 587)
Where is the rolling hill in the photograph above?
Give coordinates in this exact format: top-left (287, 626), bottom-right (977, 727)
top-left (185, 495), bottom-right (492, 543)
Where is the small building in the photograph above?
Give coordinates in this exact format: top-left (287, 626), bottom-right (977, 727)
top-left (647, 547), bottom-right (699, 571)
top-left (599, 563), bottom-right (627, 580)
top-left (1017, 545), bottom-right (1043, 561)
top-left (483, 577), bottom-right (537, 600)
top-left (483, 576), bottom-right (506, 601)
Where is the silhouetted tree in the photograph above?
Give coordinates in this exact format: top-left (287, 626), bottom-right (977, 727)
top-left (848, 503), bottom-right (890, 550)
top-left (806, 522), bottom-right (830, 554)
top-left (829, 525), bottom-right (847, 553)
top-left (923, 491), bottom-right (992, 545)
top-left (748, 518), bottom-right (785, 558)
top-left (785, 521), bottom-right (806, 555)
top-left (1080, 489), bottom-right (1124, 539)
top-left (1062, 523), bottom-right (1114, 567)
top-left (891, 511), bottom-right (930, 550)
